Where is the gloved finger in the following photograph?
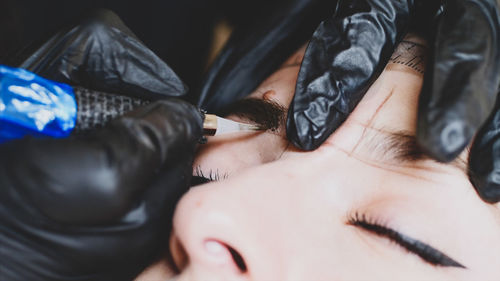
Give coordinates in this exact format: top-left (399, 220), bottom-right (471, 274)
top-left (6, 99), bottom-right (203, 225)
top-left (286, 0), bottom-right (416, 151)
top-left (416, 0), bottom-right (500, 162)
top-left (16, 9), bottom-right (187, 100)
top-left (197, 0), bottom-right (336, 113)
top-left (469, 89), bottom-right (500, 203)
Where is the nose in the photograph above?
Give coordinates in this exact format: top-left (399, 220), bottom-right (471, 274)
top-left (171, 183), bottom-right (282, 280)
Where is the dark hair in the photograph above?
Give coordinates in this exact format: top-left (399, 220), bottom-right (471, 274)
top-left (360, 127), bottom-right (468, 173)
top-left (218, 98), bottom-right (286, 133)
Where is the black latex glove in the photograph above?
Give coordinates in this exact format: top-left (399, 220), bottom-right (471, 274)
top-left (469, 89), bottom-right (500, 203)
top-left (0, 99), bottom-right (203, 281)
top-left (0, 9), bottom-right (204, 280)
top-left (197, 0), bottom-right (336, 112)
top-left (286, 0), bottom-right (500, 160)
top-left (14, 9), bottom-right (188, 101)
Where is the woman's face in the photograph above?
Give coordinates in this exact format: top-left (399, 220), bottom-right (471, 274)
top-left (137, 36), bottom-right (500, 280)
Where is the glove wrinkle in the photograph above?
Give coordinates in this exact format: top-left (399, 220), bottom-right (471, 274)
top-left (287, 0), bottom-right (414, 150)
top-left (17, 9), bottom-right (188, 101)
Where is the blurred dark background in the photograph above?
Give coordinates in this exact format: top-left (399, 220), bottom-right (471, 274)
top-left (0, 0), bottom-right (283, 89)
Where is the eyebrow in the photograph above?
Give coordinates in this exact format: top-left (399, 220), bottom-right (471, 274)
top-left (217, 98), bottom-right (287, 133)
top-left (361, 129), bottom-right (468, 173)
top-left (360, 129), bottom-right (429, 163)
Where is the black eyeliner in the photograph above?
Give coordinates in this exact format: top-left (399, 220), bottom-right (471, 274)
top-left (191, 176), bottom-right (212, 186)
top-left (348, 213), bottom-right (466, 268)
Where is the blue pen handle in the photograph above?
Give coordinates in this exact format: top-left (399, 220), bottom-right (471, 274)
top-left (0, 65), bottom-right (77, 143)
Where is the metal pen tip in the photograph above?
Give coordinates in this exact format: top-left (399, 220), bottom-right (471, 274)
top-left (203, 114), bottom-right (263, 136)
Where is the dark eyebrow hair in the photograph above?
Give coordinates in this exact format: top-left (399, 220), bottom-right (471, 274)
top-left (217, 98), bottom-right (287, 132)
top-left (384, 131), bottom-right (429, 162)
top-left (361, 129), bottom-right (468, 173)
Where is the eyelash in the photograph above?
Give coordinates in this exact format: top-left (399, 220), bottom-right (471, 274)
top-left (347, 212), bottom-right (464, 268)
top-left (194, 166), bottom-right (226, 181)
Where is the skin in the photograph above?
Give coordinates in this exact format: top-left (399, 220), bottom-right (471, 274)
top-left (192, 45), bottom-right (307, 178)
top-left (135, 45), bottom-right (307, 281)
top-left (136, 36), bottom-right (500, 280)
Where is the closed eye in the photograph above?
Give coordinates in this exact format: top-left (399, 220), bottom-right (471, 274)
top-left (347, 212), bottom-right (466, 268)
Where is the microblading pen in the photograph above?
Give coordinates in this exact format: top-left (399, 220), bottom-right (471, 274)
top-left (202, 114), bottom-right (262, 136)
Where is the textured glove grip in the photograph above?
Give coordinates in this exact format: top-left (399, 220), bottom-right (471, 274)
top-left (74, 87), bottom-right (149, 132)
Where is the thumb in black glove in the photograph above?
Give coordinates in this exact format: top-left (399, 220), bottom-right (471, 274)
top-left (0, 99), bottom-right (203, 281)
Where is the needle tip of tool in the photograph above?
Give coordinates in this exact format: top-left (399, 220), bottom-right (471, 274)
top-left (215, 116), bottom-right (263, 135)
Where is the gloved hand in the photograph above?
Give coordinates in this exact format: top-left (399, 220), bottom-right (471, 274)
top-left (0, 99), bottom-right (204, 281)
top-left (13, 9), bottom-right (188, 101)
top-left (286, 0), bottom-right (499, 155)
top-left (469, 88), bottom-right (500, 203)
top-left (0, 9), bottom-right (205, 280)
top-left (284, 0), bottom-right (500, 202)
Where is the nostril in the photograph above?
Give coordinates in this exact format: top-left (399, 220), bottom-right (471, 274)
top-left (204, 240), bottom-right (248, 273)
